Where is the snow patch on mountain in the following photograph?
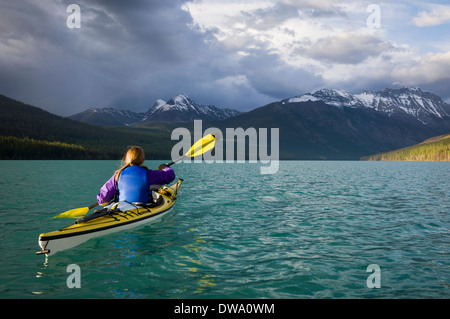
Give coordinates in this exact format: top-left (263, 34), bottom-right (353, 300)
top-left (69, 94), bottom-right (241, 126)
top-left (152, 99), bottom-right (167, 111)
top-left (149, 94), bottom-right (241, 121)
top-left (284, 87), bottom-right (450, 124)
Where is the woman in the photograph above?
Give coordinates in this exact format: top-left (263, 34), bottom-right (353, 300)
top-left (97, 146), bottom-right (175, 205)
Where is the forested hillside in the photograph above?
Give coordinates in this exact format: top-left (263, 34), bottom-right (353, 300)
top-left (362, 134), bottom-right (450, 161)
top-left (0, 95), bottom-right (174, 160)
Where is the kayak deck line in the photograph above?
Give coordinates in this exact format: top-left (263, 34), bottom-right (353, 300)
top-left (72, 196), bottom-right (166, 225)
top-left (39, 205), bottom-right (174, 241)
top-left (36, 179), bottom-right (183, 257)
top-left (61, 201), bottom-right (163, 231)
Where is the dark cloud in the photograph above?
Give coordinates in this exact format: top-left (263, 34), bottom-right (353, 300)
top-left (1, 0), bottom-right (449, 116)
top-left (0, 0), bottom-right (316, 115)
top-left (239, 51), bottom-right (324, 99)
top-left (0, 0), bottom-right (209, 115)
top-left (109, 48), bottom-right (277, 112)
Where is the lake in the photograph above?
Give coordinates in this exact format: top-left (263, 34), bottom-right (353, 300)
top-left (0, 160), bottom-right (448, 299)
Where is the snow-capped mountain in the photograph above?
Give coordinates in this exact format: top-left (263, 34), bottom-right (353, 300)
top-left (284, 87), bottom-right (450, 125)
top-left (222, 87), bottom-right (450, 159)
top-left (149, 94), bottom-right (241, 122)
top-left (69, 94), bottom-right (241, 126)
top-left (70, 88), bottom-right (449, 128)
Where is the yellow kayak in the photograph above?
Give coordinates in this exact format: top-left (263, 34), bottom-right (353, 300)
top-left (37, 179), bottom-right (183, 256)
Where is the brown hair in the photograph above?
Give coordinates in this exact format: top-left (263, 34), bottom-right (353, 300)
top-left (114, 146), bottom-right (148, 182)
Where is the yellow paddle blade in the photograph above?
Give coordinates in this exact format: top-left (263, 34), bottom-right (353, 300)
top-left (185, 133), bottom-right (216, 158)
top-left (53, 206), bottom-right (89, 219)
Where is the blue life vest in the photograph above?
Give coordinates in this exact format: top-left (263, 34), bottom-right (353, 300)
top-left (117, 166), bottom-right (149, 203)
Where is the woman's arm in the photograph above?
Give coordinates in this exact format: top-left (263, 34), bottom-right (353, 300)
top-left (147, 166), bottom-right (175, 186)
top-left (97, 175), bottom-right (118, 205)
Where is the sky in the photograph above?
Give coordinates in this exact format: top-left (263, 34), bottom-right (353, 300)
top-left (1, 0), bottom-right (450, 116)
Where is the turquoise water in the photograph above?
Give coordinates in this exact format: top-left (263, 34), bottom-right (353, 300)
top-left (0, 160), bottom-right (448, 299)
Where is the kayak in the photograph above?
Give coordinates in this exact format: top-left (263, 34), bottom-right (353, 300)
top-left (37, 179), bottom-right (183, 257)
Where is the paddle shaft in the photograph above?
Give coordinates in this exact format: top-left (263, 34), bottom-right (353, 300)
top-left (88, 202), bottom-right (99, 210)
top-left (166, 155), bottom-right (185, 167)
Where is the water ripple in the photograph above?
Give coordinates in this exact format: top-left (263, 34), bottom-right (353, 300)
top-left (0, 161), bottom-right (449, 298)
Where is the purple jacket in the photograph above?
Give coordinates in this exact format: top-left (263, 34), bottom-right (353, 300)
top-left (97, 166), bottom-right (175, 205)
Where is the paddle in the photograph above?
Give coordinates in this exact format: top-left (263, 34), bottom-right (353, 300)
top-left (54, 202), bottom-right (98, 219)
top-left (53, 133), bottom-right (216, 218)
top-left (166, 133), bottom-right (216, 166)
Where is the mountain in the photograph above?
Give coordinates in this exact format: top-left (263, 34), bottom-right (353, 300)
top-left (0, 94), bottom-right (175, 159)
top-left (285, 87), bottom-right (450, 126)
top-left (69, 94), bottom-right (241, 126)
top-left (215, 88), bottom-right (450, 160)
top-left (148, 94), bottom-right (241, 122)
top-left (362, 134), bottom-right (450, 161)
top-left (3, 87), bottom-right (450, 160)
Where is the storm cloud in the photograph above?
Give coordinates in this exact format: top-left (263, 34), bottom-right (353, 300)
top-left (1, 0), bottom-right (450, 115)
top-left (0, 0), bottom-right (209, 115)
